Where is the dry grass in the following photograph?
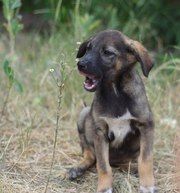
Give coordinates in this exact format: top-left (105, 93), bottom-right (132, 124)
top-left (173, 133), bottom-right (180, 192)
top-left (0, 33), bottom-right (179, 193)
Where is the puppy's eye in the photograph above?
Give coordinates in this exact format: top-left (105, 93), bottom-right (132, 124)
top-left (103, 50), bottom-right (115, 56)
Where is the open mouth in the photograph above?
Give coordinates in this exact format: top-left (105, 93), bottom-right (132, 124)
top-left (79, 71), bottom-right (101, 92)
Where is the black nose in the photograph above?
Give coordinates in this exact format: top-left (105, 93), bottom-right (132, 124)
top-left (77, 61), bottom-right (87, 71)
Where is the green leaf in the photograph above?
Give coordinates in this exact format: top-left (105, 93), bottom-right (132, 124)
top-left (14, 79), bottom-right (23, 93)
top-left (2, 0), bottom-right (22, 22)
top-left (3, 59), bottom-right (14, 79)
top-left (12, 19), bottom-right (23, 35)
top-left (11, 0), bottom-right (21, 9)
top-left (3, 59), bottom-right (14, 87)
top-left (2, 0), bottom-right (8, 19)
top-left (2, 0), bottom-right (14, 21)
top-left (3, 59), bottom-right (23, 92)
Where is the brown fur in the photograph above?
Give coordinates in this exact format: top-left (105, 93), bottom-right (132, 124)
top-left (67, 30), bottom-right (155, 193)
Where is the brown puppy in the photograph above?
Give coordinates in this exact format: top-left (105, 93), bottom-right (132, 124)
top-left (68, 30), bottom-right (155, 193)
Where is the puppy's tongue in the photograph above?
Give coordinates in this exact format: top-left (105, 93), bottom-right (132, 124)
top-left (79, 71), bottom-right (98, 92)
top-left (84, 76), bottom-right (98, 91)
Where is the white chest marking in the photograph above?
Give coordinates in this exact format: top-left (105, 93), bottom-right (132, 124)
top-left (100, 110), bottom-right (136, 147)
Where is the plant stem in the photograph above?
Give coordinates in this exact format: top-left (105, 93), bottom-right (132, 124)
top-left (44, 78), bottom-right (65, 193)
top-left (0, 87), bottom-right (11, 121)
top-left (75, 0), bottom-right (80, 39)
top-left (8, 22), bottom-right (15, 56)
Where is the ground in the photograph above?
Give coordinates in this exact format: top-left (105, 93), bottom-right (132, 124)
top-left (174, 134), bottom-right (180, 192)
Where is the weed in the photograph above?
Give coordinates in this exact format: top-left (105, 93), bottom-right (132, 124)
top-left (2, 0), bottom-right (23, 55)
top-left (19, 125), bottom-right (33, 154)
top-left (44, 55), bottom-right (74, 193)
top-left (1, 59), bottom-right (23, 118)
top-left (1, 0), bottom-right (23, 120)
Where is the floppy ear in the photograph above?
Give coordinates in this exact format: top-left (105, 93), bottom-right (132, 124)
top-left (76, 39), bottom-right (91, 58)
top-left (125, 37), bottom-right (154, 77)
top-left (76, 40), bottom-right (88, 58)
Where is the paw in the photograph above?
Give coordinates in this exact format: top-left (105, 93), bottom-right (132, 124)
top-left (67, 167), bottom-right (84, 180)
top-left (97, 187), bottom-right (113, 193)
top-left (140, 186), bottom-right (156, 193)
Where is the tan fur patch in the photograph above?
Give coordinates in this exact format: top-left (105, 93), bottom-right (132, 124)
top-left (138, 156), bottom-right (154, 187)
top-left (78, 148), bottom-right (95, 168)
top-left (115, 60), bottom-right (122, 71)
top-left (97, 168), bottom-right (112, 191)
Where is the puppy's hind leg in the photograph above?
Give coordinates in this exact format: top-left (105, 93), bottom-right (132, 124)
top-left (67, 107), bottom-right (95, 180)
top-left (67, 148), bottom-right (95, 180)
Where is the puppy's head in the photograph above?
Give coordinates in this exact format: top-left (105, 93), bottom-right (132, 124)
top-left (76, 30), bottom-right (154, 92)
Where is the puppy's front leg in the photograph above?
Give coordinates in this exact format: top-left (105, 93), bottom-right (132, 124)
top-left (94, 127), bottom-right (112, 193)
top-left (138, 121), bottom-right (155, 193)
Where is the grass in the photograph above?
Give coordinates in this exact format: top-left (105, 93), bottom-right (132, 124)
top-left (0, 31), bottom-right (180, 193)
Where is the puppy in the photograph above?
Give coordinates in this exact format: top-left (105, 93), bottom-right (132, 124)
top-left (68, 30), bottom-right (155, 193)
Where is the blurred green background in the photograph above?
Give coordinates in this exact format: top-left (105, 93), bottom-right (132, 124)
top-left (1, 0), bottom-right (180, 48)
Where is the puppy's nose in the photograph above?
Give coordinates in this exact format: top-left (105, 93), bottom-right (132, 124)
top-left (77, 61), bottom-right (87, 71)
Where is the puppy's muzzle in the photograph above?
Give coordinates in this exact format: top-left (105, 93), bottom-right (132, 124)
top-left (77, 60), bottom-right (88, 72)
top-left (77, 59), bottom-right (102, 92)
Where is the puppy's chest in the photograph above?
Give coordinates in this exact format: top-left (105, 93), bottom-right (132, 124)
top-left (100, 110), bottom-right (136, 147)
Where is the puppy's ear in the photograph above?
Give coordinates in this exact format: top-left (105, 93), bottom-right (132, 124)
top-left (125, 38), bottom-right (154, 77)
top-left (76, 39), bottom-right (91, 58)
